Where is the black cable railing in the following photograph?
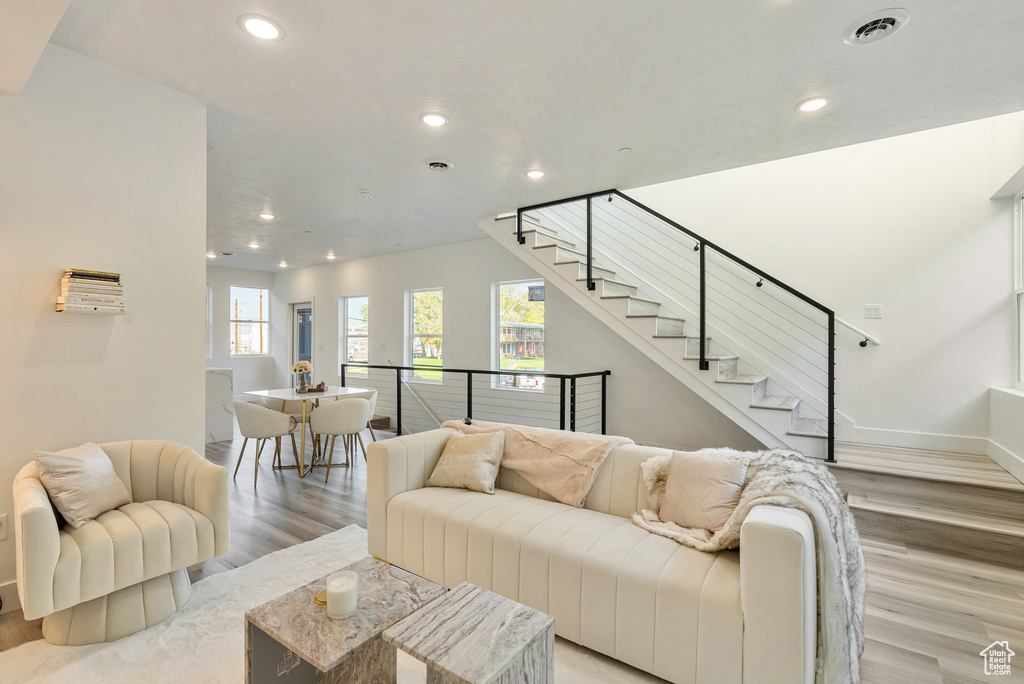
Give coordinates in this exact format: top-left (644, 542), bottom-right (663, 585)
top-left (516, 189), bottom-right (837, 462)
top-left (340, 363), bottom-right (610, 437)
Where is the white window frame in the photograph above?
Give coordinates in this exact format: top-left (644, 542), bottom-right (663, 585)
top-left (229, 285), bottom-right (271, 356)
top-left (1014, 192), bottom-right (1024, 390)
top-left (340, 295), bottom-right (369, 377)
top-left (492, 279), bottom-right (546, 392)
top-left (406, 287), bottom-right (443, 384)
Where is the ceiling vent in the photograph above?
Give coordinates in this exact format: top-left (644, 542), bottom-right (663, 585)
top-left (424, 160), bottom-right (452, 171)
top-left (843, 9), bottom-right (910, 45)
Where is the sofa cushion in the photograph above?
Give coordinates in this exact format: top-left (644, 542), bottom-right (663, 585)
top-left (659, 451), bottom-right (748, 532)
top-left (426, 431), bottom-right (504, 493)
top-left (50, 500), bottom-right (215, 613)
top-left (386, 486), bottom-right (743, 684)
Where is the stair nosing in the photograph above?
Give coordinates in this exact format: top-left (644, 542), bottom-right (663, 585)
top-left (750, 396), bottom-right (800, 411)
top-left (848, 494), bottom-right (1024, 537)
top-left (626, 314), bottom-right (684, 321)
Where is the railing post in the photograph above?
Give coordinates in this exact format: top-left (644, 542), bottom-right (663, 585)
top-left (586, 197), bottom-right (595, 291)
top-left (340, 364), bottom-right (346, 387)
top-left (517, 210), bottom-right (525, 245)
top-left (560, 377), bottom-right (566, 430)
top-left (570, 377), bottom-right (577, 431)
top-left (601, 373), bottom-right (607, 435)
top-left (699, 242), bottom-right (709, 371)
top-left (466, 371), bottom-right (473, 421)
top-left (395, 369), bottom-right (402, 436)
top-left (828, 314), bottom-right (836, 463)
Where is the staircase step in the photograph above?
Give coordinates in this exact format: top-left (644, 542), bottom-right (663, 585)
top-left (832, 443), bottom-right (1024, 492)
top-left (847, 494), bottom-right (1024, 567)
top-left (787, 417), bottom-right (828, 438)
top-left (715, 373), bottom-right (767, 385)
top-left (583, 277), bottom-right (638, 296)
top-left (750, 395), bottom-right (801, 411)
top-left (527, 231), bottom-right (577, 251)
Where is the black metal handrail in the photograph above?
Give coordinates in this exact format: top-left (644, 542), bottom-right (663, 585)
top-left (516, 189), bottom-right (835, 462)
top-left (341, 363), bottom-right (610, 437)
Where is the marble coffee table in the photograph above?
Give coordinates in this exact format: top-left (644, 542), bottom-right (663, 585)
top-left (245, 557), bottom-right (446, 684)
top-left (383, 582), bottom-right (555, 684)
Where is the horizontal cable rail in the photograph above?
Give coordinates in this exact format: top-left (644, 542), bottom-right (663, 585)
top-left (341, 364), bottom-right (609, 436)
top-left (516, 189), bottom-right (838, 461)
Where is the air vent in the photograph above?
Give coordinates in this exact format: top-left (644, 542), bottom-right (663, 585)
top-left (843, 8), bottom-right (909, 45)
top-left (424, 160), bottom-right (452, 171)
top-left (220, 252), bottom-right (234, 256)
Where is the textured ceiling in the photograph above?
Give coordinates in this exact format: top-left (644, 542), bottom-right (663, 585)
top-left (49, 0), bottom-right (1024, 271)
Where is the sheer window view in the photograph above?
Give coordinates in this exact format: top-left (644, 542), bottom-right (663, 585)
top-left (344, 295), bottom-right (369, 375)
top-left (498, 281), bottom-right (545, 390)
top-left (230, 286), bottom-right (269, 355)
top-left (410, 289), bottom-right (443, 381)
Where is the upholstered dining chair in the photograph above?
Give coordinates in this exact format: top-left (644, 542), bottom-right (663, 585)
top-left (234, 401), bottom-right (298, 486)
top-left (13, 441), bottom-right (229, 646)
top-left (363, 388), bottom-right (379, 441)
top-left (309, 398), bottom-right (370, 482)
top-left (260, 397), bottom-right (314, 432)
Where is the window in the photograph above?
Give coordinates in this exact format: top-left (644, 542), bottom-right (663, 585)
top-left (495, 280), bottom-right (545, 390)
top-left (342, 295), bottom-right (369, 375)
top-left (409, 288), bottom-right (443, 381)
top-left (230, 286), bottom-right (270, 355)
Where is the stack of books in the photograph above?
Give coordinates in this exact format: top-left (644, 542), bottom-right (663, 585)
top-left (56, 269), bottom-right (125, 314)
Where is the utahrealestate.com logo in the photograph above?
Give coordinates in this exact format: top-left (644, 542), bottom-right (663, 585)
top-left (980, 641), bottom-right (1015, 676)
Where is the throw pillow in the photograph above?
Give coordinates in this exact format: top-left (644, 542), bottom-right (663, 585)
top-left (34, 442), bottom-right (132, 528)
top-left (658, 451), bottom-right (748, 532)
top-left (426, 431), bottom-right (505, 494)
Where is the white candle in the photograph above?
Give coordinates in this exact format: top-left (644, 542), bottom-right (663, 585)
top-left (326, 571), bottom-right (358, 619)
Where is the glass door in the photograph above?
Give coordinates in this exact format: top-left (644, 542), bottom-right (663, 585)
top-left (293, 303), bottom-right (313, 368)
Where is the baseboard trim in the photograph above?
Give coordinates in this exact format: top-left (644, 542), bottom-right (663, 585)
top-left (0, 580), bottom-right (21, 615)
top-left (853, 427), bottom-right (989, 455)
top-left (988, 439), bottom-right (1024, 486)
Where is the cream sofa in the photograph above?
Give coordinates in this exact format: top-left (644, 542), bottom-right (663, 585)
top-left (13, 440), bottom-right (229, 646)
top-left (368, 428), bottom-right (816, 684)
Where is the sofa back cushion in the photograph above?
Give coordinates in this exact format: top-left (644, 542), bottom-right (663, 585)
top-left (496, 443), bottom-right (674, 518)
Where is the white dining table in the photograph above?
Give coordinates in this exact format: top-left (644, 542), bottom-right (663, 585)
top-left (244, 385), bottom-right (375, 477)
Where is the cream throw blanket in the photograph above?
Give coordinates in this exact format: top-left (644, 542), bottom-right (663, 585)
top-left (632, 447), bottom-right (865, 684)
top-left (441, 420), bottom-right (632, 507)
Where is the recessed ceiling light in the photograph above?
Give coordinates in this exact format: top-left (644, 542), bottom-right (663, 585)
top-left (797, 97), bottom-right (832, 113)
top-left (240, 15), bottom-right (283, 41)
top-left (206, 251), bottom-right (217, 259)
top-left (618, 147), bottom-right (632, 155)
top-left (279, 261), bottom-right (288, 268)
top-left (249, 241), bottom-right (260, 249)
top-left (360, 190), bottom-right (374, 200)
top-left (526, 170), bottom-right (545, 179)
top-left (420, 113), bottom-right (448, 127)
top-left (259, 212), bottom-right (274, 220)
top-left (326, 250), bottom-right (336, 260)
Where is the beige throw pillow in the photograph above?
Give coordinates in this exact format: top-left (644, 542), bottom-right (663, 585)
top-left (658, 451), bottom-right (747, 532)
top-left (426, 431), bottom-right (505, 494)
top-left (34, 442), bottom-right (132, 528)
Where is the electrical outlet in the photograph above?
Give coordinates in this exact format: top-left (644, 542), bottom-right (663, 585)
top-left (865, 304), bottom-right (883, 319)
top-left (0, 513), bottom-right (8, 541)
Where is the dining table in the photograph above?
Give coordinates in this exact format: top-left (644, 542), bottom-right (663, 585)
top-left (244, 385), bottom-right (376, 477)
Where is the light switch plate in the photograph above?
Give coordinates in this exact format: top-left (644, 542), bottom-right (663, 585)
top-left (865, 304), bottom-right (883, 319)
top-left (0, 513), bottom-right (8, 541)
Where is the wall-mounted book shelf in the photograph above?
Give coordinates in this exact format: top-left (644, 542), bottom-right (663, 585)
top-left (56, 269), bottom-right (125, 315)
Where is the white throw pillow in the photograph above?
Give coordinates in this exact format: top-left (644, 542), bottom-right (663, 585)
top-left (426, 431), bottom-right (505, 494)
top-left (34, 442), bottom-right (132, 528)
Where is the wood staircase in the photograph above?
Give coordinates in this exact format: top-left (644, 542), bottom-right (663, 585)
top-left (830, 443), bottom-right (1024, 568)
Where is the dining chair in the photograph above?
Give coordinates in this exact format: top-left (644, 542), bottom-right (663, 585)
top-left (233, 401), bottom-right (298, 487)
top-left (308, 398), bottom-right (370, 483)
top-left (364, 389), bottom-right (379, 441)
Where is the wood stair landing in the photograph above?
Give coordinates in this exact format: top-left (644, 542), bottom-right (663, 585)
top-left (831, 443), bottom-right (1024, 568)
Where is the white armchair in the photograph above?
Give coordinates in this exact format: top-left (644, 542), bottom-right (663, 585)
top-left (309, 398), bottom-right (370, 482)
top-left (234, 400), bottom-right (298, 486)
top-left (13, 440), bottom-right (229, 646)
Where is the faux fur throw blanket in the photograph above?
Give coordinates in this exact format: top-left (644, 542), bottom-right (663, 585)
top-left (632, 448), bottom-right (865, 684)
top-left (441, 420), bottom-right (632, 507)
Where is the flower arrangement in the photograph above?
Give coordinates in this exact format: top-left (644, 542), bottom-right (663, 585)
top-left (291, 361), bottom-right (313, 374)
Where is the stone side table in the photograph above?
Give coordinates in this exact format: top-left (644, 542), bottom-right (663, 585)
top-left (383, 582), bottom-right (555, 684)
top-left (245, 557), bottom-right (446, 684)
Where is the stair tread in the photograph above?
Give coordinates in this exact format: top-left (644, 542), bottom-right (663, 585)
top-left (848, 494), bottom-right (1024, 537)
top-left (600, 295), bottom-right (661, 305)
top-left (832, 443), bottom-right (1024, 491)
top-left (579, 276), bottom-right (636, 288)
top-left (715, 373), bottom-right (767, 385)
top-left (626, 314), bottom-right (684, 321)
top-left (652, 334), bottom-right (688, 338)
top-left (787, 417), bottom-right (828, 438)
top-left (750, 395), bottom-right (800, 411)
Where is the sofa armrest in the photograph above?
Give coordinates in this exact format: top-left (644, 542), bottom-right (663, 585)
top-left (366, 428), bottom-right (454, 560)
top-left (740, 505), bottom-right (816, 684)
top-left (182, 456), bottom-right (230, 557)
top-left (13, 468), bottom-right (62, 620)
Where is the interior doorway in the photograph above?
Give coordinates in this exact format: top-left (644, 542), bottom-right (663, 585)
top-left (293, 303), bottom-right (313, 368)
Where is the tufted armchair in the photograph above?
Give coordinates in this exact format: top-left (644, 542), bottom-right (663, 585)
top-left (12, 440), bottom-right (229, 646)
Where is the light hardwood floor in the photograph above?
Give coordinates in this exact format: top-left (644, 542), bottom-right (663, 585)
top-left (2, 434), bottom-right (1023, 683)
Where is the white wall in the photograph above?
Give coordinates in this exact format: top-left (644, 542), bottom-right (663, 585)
top-left (270, 239), bottom-right (761, 451)
top-left (0, 45), bottom-right (206, 610)
top-left (206, 265), bottom-right (276, 401)
top-left (989, 389), bottom-right (1024, 483)
top-left (628, 111), bottom-right (1024, 454)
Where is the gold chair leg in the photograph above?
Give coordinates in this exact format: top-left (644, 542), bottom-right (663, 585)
top-left (367, 422), bottom-right (377, 442)
top-left (324, 434), bottom-right (336, 484)
top-left (274, 437), bottom-right (281, 468)
top-left (254, 439), bottom-right (266, 488)
top-left (290, 432), bottom-right (300, 468)
top-left (233, 438), bottom-right (248, 478)
top-left (358, 432), bottom-right (367, 461)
